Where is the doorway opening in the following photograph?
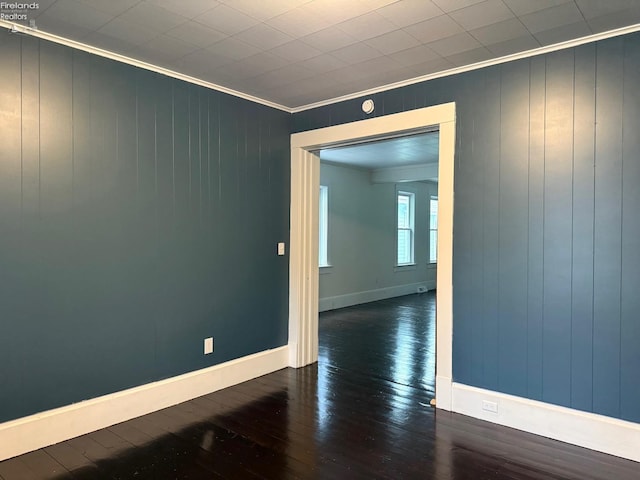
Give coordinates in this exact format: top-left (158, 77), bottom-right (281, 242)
top-left (316, 131), bottom-right (440, 402)
top-left (289, 103), bottom-right (455, 410)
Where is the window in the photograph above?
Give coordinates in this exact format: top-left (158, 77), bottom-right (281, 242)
top-left (429, 196), bottom-right (438, 264)
top-left (397, 191), bottom-right (415, 265)
top-left (319, 185), bottom-right (329, 267)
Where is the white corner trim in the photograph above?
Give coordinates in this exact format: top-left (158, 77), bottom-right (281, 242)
top-left (451, 383), bottom-right (640, 463)
top-left (288, 148), bottom-right (320, 368)
top-left (4, 19), bottom-right (639, 114)
top-left (0, 20), bottom-right (290, 113)
top-left (291, 23), bottom-right (640, 113)
top-left (0, 346), bottom-right (289, 462)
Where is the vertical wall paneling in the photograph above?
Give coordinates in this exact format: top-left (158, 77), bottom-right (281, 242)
top-left (541, 49), bottom-right (574, 408)
top-left (150, 71), bottom-right (175, 373)
top-left (206, 89), bottom-right (218, 232)
top-left (0, 33), bottom-right (22, 221)
top-left (570, 43), bottom-right (596, 412)
top-left (480, 67), bottom-right (501, 391)
top-left (526, 55), bottom-right (546, 402)
top-left (466, 73), bottom-right (485, 387)
top-left (172, 81), bottom-right (190, 228)
top-left (154, 76), bottom-right (174, 228)
top-left (116, 62), bottom-right (153, 388)
top-left (70, 51), bottom-right (90, 213)
top-left (620, 37), bottom-right (640, 423)
top-left (0, 32), bottom-right (22, 421)
top-left (0, 35), bottom-right (290, 423)
top-left (451, 76), bottom-right (474, 384)
top-left (135, 70), bottom-right (157, 212)
top-left (186, 88), bottom-right (195, 216)
top-left (498, 59), bottom-right (529, 397)
top-left (25, 40), bottom-right (74, 413)
top-left (20, 36), bottom-right (40, 218)
top-left (198, 90), bottom-right (207, 219)
top-left (37, 42), bottom-right (73, 216)
top-left (593, 38), bottom-right (623, 419)
top-left (243, 102), bottom-right (260, 301)
top-left (293, 32), bottom-right (640, 424)
top-left (215, 93), bottom-right (236, 354)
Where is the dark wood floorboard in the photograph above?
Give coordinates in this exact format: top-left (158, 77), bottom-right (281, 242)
top-left (1, 292), bottom-right (639, 479)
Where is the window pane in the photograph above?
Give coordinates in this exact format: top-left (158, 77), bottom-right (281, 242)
top-left (398, 229), bottom-right (411, 264)
top-left (319, 186), bottom-right (328, 266)
top-left (397, 191), bottom-right (414, 265)
top-left (398, 195), bottom-right (410, 228)
top-left (429, 196), bottom-right (438, 263)
top-left (430, 198), bottom-right (438, 229)
top-left (430, 231), bottom-right (437, 264)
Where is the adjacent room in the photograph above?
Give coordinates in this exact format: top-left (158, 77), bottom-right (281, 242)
top-left (317, 133), bottom-right (439, 400)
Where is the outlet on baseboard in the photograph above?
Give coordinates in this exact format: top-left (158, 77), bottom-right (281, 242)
top-left (204, 337), bottom-right (214, 355)
top-left (482, 400), bottom-right (498, 413)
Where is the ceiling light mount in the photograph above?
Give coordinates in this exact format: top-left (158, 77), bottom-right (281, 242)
top-left (362, 99), bottom-right (374, 114)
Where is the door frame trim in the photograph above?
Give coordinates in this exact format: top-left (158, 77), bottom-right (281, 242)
top-left (288, 103), bottom-right (456, 410)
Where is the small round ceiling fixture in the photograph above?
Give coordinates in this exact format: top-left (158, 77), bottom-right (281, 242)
top-left (362, 99), bottom-right (374, 114)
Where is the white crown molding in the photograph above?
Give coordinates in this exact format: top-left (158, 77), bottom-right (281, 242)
top-left (3, 20), bottom-right (640, 114)
top-left (291, 23), bottom-right (640, 113)
top-left (0, 20), bottom-right (291, 113)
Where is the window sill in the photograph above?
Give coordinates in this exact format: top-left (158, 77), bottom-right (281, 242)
top-left (320, 265), bottom-right (333, 275)
top-left (394, 263), bottom-right (416, 272)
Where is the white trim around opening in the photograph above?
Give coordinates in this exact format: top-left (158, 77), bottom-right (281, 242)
top-left (288, 103), bottom-right (456, 410)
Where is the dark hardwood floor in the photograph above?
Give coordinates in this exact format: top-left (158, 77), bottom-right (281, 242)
top-left (1, 293), bottom-right (638, 479)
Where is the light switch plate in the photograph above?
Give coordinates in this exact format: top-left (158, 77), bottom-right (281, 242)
top-left (278, 242), bottom-right (285, 255)
top-left (204, 337), bottom-right (214, 355)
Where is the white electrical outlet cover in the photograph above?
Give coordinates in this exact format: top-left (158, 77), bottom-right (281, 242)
top-left (482, 400), bottom-right (498, 413)
top-left (204, 337), bottom-right (213, 354)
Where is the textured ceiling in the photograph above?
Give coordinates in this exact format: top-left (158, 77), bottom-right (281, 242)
top-left (4, 0), bottom-right (640, 109)
top-left (321, 132), bottom-right (439, 169)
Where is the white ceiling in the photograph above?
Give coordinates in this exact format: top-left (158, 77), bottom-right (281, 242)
top-left (320, 132), bottom-right (439, 169)
top-left (8, 0), bottom-right (640, 109)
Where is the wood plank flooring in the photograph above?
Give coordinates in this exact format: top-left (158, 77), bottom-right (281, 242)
top-left (1, 293), bottom-right (638, 479)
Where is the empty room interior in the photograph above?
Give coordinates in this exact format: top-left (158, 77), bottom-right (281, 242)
top-left (1, 1), bottom-right (640, 479)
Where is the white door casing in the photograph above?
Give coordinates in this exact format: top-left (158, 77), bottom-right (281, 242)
top-left (288, 103), bottom-right (456, 410)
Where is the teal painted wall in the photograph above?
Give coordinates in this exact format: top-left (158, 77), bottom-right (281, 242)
top-left (294, 32), bottom-right (640, 424)
top-left (0, 33), bottom-right (290, 422)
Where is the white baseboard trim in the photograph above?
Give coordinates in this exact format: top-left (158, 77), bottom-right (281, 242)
top-left (450, 383), bottom-right (640, 463)
top-left (319, 282), bottom-right (431, 312)
top-left (0, 346), bottom-right (289, 462)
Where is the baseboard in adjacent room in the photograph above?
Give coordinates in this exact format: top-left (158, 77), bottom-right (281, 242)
top-left (450, 383), bottom-right (640, 463)
top-left (319, 281), bottom-right (435, 312)
top-left (0, 346), bottom-right (289, 462)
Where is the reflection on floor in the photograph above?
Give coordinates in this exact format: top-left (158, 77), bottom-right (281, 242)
top-left (1, 293), bottom-right (638, 479)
